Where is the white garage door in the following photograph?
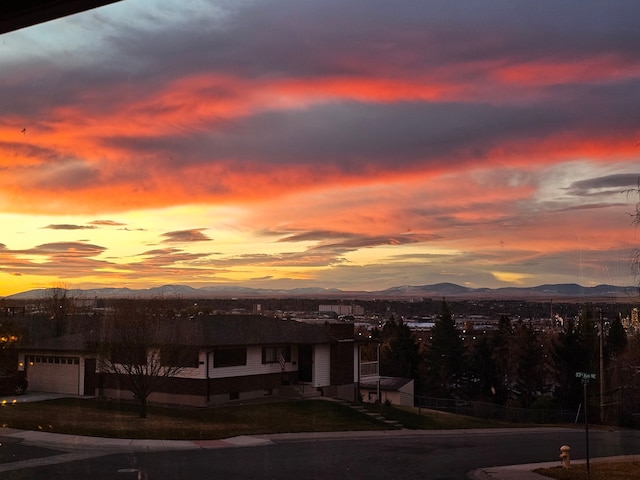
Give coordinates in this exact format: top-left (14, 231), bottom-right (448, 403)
top-left (26, 355), bottom-right (80, 395)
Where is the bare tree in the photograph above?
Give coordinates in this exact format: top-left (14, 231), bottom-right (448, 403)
top-left (97, 298), bottom-right (194, 418)
top-left (42, 285), bottom-right (73, 320)
top-left (626, 178), bottom-right (640, 287)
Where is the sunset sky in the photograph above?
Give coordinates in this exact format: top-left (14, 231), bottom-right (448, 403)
top-left (1, 0), bottom-right (640, 297)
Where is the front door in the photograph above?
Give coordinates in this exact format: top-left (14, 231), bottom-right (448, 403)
top-left (298, 345), bottom-right (312, 383)
top-left (84, 358), bottom-right (98, 396)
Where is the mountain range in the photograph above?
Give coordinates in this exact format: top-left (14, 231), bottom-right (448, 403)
top-left (5, 283), bottom-right (639, 301)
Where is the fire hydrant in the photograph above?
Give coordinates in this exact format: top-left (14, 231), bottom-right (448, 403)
top-left (559, 445), bottom-right (571, 469)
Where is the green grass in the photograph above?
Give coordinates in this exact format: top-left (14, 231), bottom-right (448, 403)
top-left (0, 398), bottom-right (520, 440)
top-left (0, 398), bottom-right (388, 440)
top-left (368, 403), bottom-right (512, 429)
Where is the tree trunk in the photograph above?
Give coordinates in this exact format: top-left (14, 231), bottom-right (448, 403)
top-left (139, 396), bottom-right (148, 419)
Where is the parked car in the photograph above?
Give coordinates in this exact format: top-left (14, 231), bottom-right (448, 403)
top-left (0, 369), bottom-right (28, 395)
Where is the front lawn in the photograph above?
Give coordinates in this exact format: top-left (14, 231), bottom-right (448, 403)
top-left (1, 398), bottom-right (387, 439)
top-left (535, 462), bottom-right (640, 479)
top-left (368, 403), bottom-right (512, 429)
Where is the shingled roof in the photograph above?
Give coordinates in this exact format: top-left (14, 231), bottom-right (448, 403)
top-left (21, 332), bottom-right (91, 352)
top-left (152, 315), bottom-right (336, 346)
top-left (20, 315), bottom-right (338, 350)
top-left (196, 315), bottom-right (335, 346)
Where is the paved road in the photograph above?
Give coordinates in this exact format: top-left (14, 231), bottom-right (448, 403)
top-left (2, 428), bottom-right (640, 479)
top-left (0, 436), bottom-right (60, 465)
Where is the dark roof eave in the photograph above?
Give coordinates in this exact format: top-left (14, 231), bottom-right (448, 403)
top-left (0, 1), bottom-right (124, 35)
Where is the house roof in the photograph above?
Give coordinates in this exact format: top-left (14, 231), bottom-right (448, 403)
top-left (22, 332), bottom-right (89, 352)
top-left (0, 1), bottom-right (124, 35)
top-left (196, 315), bottom-right (335, 347)
top-left (21, 314), bottom-right (337, 350)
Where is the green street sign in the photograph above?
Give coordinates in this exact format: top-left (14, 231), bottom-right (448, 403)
top-left (575, 372), bottom-right (596, 379)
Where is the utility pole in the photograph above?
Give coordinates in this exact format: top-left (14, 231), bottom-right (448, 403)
top-left (599, 309), bottom-right (605, 423)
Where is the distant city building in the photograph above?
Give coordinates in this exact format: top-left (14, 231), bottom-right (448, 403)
top-left (319, 304), bottom-right (364, 316)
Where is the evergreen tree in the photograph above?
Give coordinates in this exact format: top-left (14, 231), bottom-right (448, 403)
top-left (379, 316), bottom-right (420, 379)
top-left (552, 325), bottom-right (580, 409)
top-left (601, 316), bottom-right (628, 424)
top-left (606, 317), bottom-right (627, 358)
top-left (426, 300), bottom-right (466, 397)
top-left (468, 334), bottom-right (499, 401)
top-left (489, 314), bottom-right (513, 404)
top-left (508, 321), bottom-right (546, 407)
top-left (552, 310), bottom-right (598, 410)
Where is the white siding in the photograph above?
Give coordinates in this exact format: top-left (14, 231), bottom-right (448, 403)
top-left (353, 345), bottom-right (359, 382)
top-left (313, 344), bottom-right (330, 388)
top-left (98, 346), bottom-right (301, 381)
top-left (398, 380), bottom-right (415, 406)
top-left (207, 346), bottom-right (298, 379)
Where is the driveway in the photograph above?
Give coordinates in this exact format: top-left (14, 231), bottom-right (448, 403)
top-left (0, 392), bottom-right (75, 404)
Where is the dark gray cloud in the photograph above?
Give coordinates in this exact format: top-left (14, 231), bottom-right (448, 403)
top-left (3, 0), bottom-right (640, 188)
top-left (101, 0), bottom-right (640, 80)
top-left (32, 159), bottom-right (101, 190)
top-left (308, 234), bottom-right (440, 251)
top-left (0, 240), bottom-right (216, 280)
top-left (27, 242), bottom-right (106, 257)
top-left (136, 247), bottom-right (211, 267)
top-left (43, 224), bottom-right (96, 230)
top-left (105, 100), bottom-right (567, 171)
top-left (277, 230), bottom-right (360, 243)
top-left (219, 251), bottom-right (349, 268)
top-left (210, 231), bottom-right (440, 269)
top-left (566, 174), bottom-right (640, 197)
top-left (0, 141), bottom-right (62, 163)
top-left (277, 229), bottom-right (439, 248)
top-left (6, 1), bottom-right (640, 126)
top-left (161, 229), bottom-right (212, 243)
top-left (103, 76), bottom-right (640, 176)
top-left (89, 220), bottom-right (127, 226)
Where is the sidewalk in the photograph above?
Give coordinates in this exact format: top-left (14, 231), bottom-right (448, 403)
top-left (0, 428), bottom-right (273, 451)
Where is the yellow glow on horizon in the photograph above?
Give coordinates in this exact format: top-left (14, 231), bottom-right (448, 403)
top-left (491, 271), bottom-right (533, 284)
top-left (346, 244), bottom-right (462, 264)
top-left (0, 273), bottom-right (59, 297)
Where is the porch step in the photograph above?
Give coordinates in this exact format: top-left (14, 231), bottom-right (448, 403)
top-left (337, 400), bottom-right (405, 429)
top-left (383, 420), bottom-right (403, 427)
top-left (279, 384), bottom-right (322, 399)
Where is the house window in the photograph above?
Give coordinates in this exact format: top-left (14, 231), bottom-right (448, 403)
top-left (110, 346), bottom-right (147, 365)
top-left (161, 346), bottom-right (200, 368)
top-left (262, 346), bottom-right (291, 364)
top-left (213, 348), bottom-right (246, 368)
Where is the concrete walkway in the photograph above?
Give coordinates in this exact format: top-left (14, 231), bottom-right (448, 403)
top-left (0, 428), bottom-right (272, 451)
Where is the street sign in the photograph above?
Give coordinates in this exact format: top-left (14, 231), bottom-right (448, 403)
top-left (575, 371), bottom-right (596, 479)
